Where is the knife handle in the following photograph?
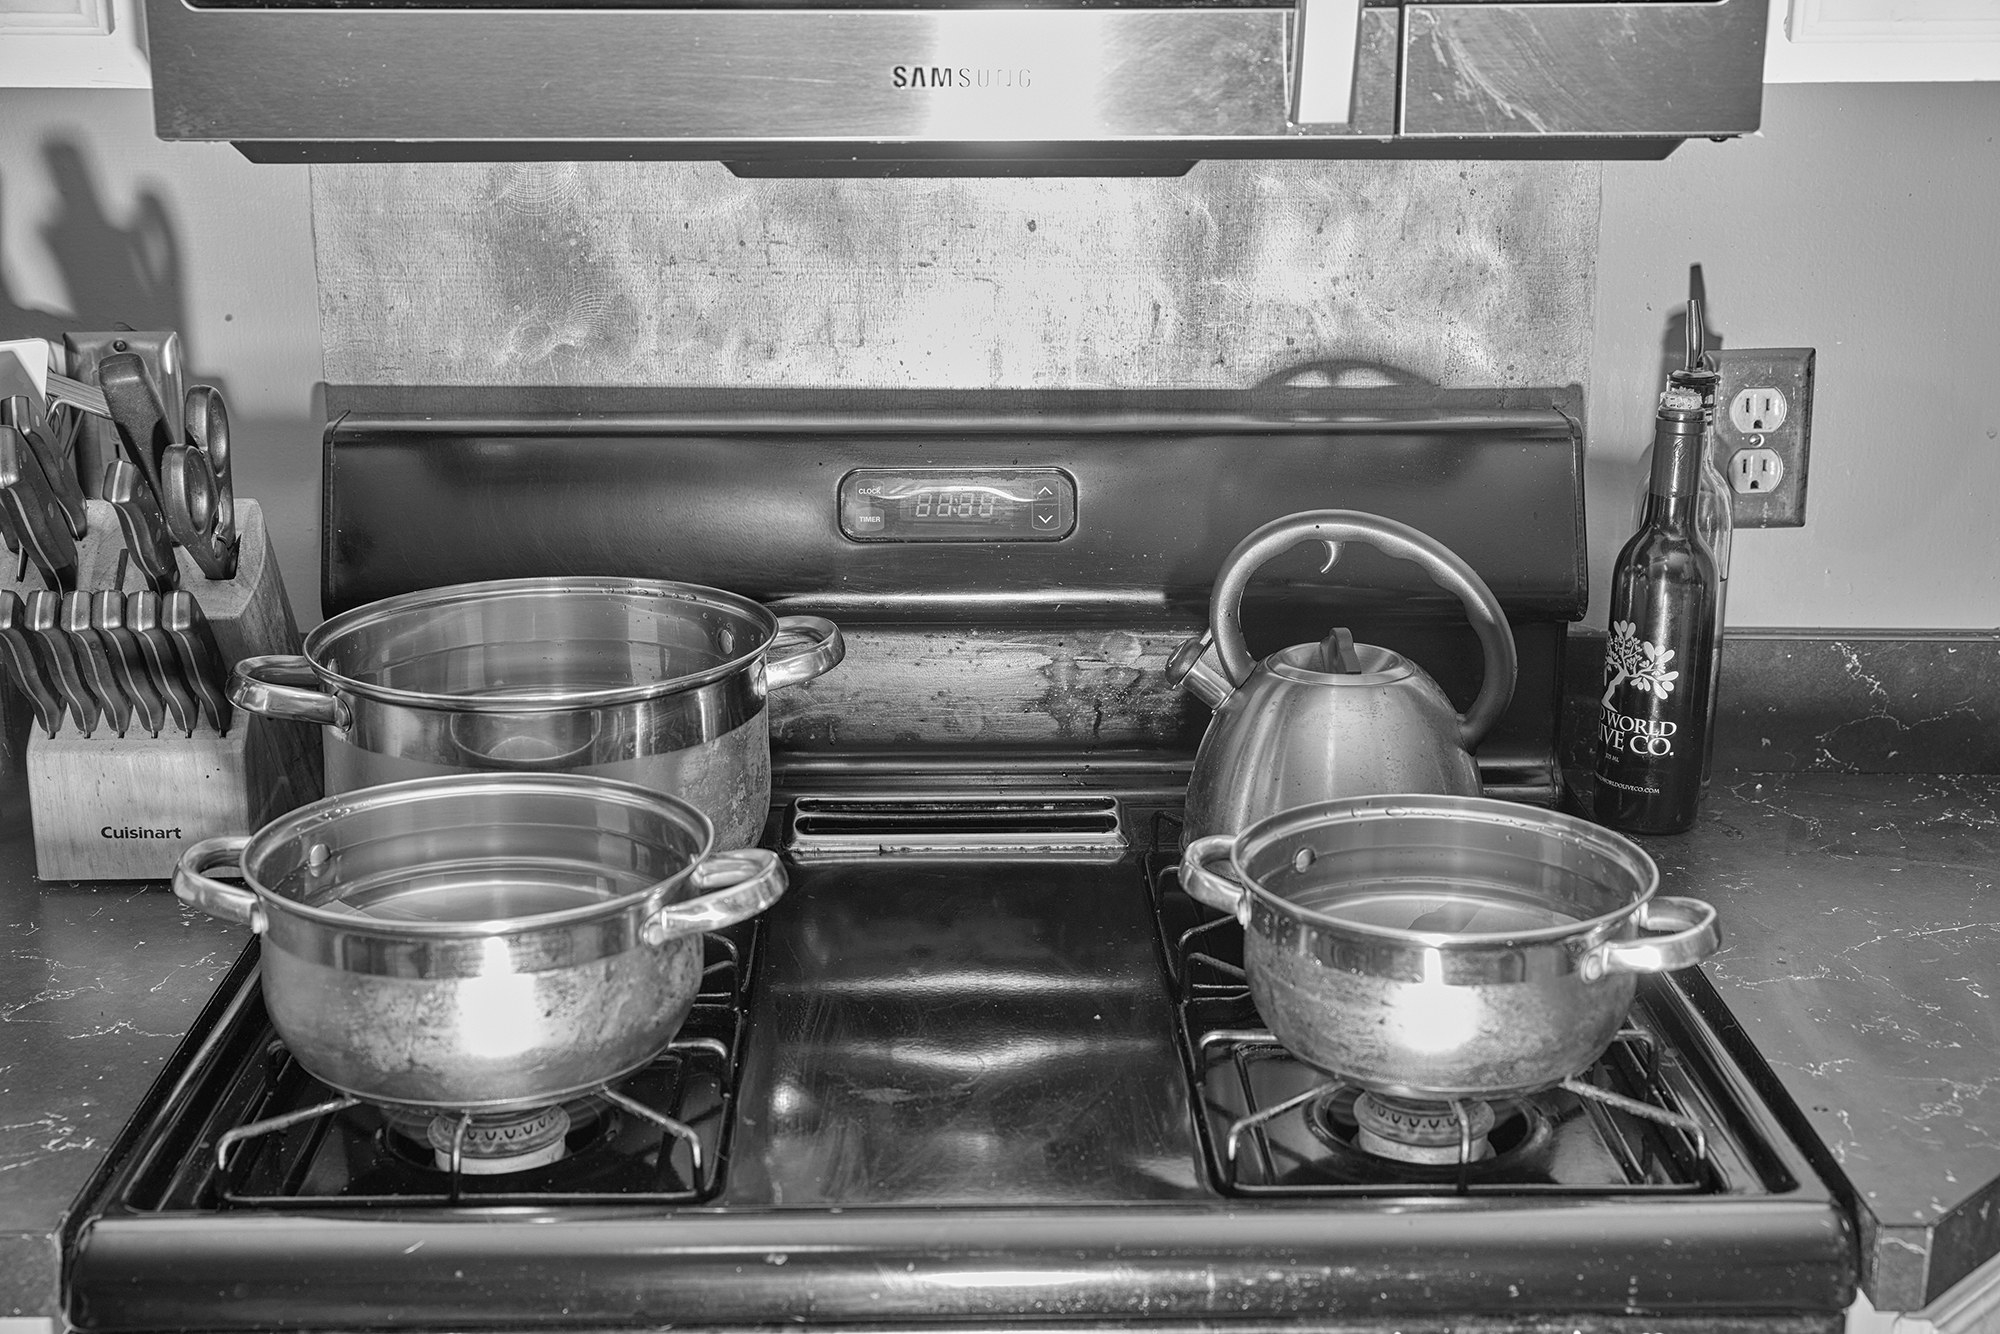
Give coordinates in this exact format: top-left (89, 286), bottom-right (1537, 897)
top-left (0, 590), bottom-right (66, 737)
top-left (97, 352), bottom-right (175, 499)
top-left (89, 592), bottom-right (166, 738)
top-left (160, 445), bottom-right (240, 582)
top-left (24, 589), bottom-right (98, 736)
top-left (0, 426), bottom-right (79, 592)
top-left (125, 592), bottom-right (199, 737)
top-left (103, 458), bottom-right (179, 593)
top-left (61, 590), bottom-right (133, 737)
top-left (163, 590), bottom-right (232, 735)
top-left (0, 396), bottom-right (88, 540)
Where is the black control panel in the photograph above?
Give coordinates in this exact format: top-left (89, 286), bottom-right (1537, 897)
top-left (838, 468), bottom-right (1076, 543)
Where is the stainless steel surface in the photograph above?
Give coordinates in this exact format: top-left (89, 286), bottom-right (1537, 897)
top-left (102, 458), bottom-right (179, 594)
top-left (23, 589), bottom-right (96, 735)
top-left (127, 589), bottom-right (200, 735)
top-left (228, 577), bottom-right (845, 849)
top-left (64, 330), bottom-right (184, 507)
top-left (171, 773), bottom-right (788, 1111)
top-left (97, 352), bottom-right (176, 498)
top-left (162, 589), bottom-right (232, 733)
top-left (1291, 0), bottom-right (1364, 127)
top-left (60, 591), bottom-right (135, 737)
top-left (0, 359), bottom-right (87, 541)
top-left (785, 794), bottom-right (1129, 863)
top-left (0, 590), bottom-right (63, 736)
top-left (161, 385), bottom-right (239, 582)
top-left (1173, 510), bottom-right (1517, 841)
top-left (0, 426), bottom-right (79, 592)
top-left (1180, 794), bottom-right (1718, 1099)
top-left (90, 590), bottom-right (168, 738)
top-left (144, 0), bottom-right (1762, 164)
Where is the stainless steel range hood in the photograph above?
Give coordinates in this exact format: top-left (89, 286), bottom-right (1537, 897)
top-left (144, 0), bottom-right (1768, 173)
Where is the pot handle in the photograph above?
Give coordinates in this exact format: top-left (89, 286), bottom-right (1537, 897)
top-left (765, 616), bottom-right (846, 692)
top-left (1180, 835), bottom-right (1251, 924)
top-left (172, 835), bottom-right (267, 933)
top-left (643, 849), bottom-right (788, 946)
top-left (229, 655), bottom-right (350, 730)
top-left (1580, 896), bottom-right (1721, 982)
top-left (1208, 510), bottom-right (1517, 750)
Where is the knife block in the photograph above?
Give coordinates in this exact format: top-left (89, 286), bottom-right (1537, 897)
top-left (6, 498), bottom-right (324, 881)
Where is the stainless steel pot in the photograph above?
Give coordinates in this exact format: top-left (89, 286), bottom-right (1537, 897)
top-left (173, 773), bottom-right (787, 1112)
top-left (229, 577), bottom-right (844, 850)
top-left (1180, 795), bottom-right (1720, 1100)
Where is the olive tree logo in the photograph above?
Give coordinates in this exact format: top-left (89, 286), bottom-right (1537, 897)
top-left (1601, 620), bottom-right (1679, 708)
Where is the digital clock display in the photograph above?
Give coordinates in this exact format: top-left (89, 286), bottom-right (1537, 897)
top-left (839, 468), bottom-right (1076, 542)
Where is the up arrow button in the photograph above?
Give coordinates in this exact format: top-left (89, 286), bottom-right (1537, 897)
top-left (1035, 484), bottom-right (1055, 498)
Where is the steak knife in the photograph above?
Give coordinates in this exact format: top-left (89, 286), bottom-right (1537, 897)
top-left (126, 592), bottom-right (199, 736)
top-left (0, 590), bottom-right (66, 737)
top-left (102, 458), bottom-right (179, 593)
top-left (163, 589), bottom-right (232, 735)
top-left (61, 590), bottom-right (134, 737)
top-left (164, 385), bottom-right (239, 581)
top-left (90, 591), bottom-right (167, 738)
top-left (24, 589), bottom-right (98, 736)
top-left (0, 426), bottom-right (79, 591)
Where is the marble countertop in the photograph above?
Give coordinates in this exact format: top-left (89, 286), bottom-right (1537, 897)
top-left (1, 742), bottom-right (1996, 1318)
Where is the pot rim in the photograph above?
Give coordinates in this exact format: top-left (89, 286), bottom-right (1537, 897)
top-left (300, 576), bottom-right (783, 713)
top-left (239, 772), bottom-right (718, 937)
top-left (1226, 794), bottom-right (1660, 949)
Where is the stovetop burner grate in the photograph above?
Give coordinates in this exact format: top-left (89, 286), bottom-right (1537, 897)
top-left (1144, 830), bottom-right (1731, 1198)
top-left (135, 924), bottom-right (758, 1211)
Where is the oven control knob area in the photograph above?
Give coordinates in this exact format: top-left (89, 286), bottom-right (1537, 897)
top-left (839, 468), bottom-right (1076, 543)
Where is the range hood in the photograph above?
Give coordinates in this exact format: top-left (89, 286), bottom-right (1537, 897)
top-left (144, 0), bottom-right (1768, 173)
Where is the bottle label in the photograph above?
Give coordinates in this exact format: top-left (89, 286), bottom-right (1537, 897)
top-left (1598, 619), bottom-right (1684, 762)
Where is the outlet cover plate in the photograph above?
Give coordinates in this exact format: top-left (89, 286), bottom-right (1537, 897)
top-left (1711, 347), bottom-right (1815, 528)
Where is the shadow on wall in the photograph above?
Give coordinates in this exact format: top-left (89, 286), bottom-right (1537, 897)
top-left (3, 139), bottom-right (192, 349)
top-left (2, 135), bottom-right (240, 423)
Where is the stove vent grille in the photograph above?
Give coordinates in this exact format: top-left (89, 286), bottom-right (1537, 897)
top-left (786, 795), bottom-right (1126, 863)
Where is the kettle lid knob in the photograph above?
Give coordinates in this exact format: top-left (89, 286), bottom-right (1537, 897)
top-left (1313, 627), bottom-right (1364, 674)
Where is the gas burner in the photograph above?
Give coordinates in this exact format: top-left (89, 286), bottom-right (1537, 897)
top-left (400, 1105), bottom-right (576, 1175)
top-left (1349, 1091), bottom-right (1497, 1165)
top-left (1302, 1085), bottom-right (1554, 1183)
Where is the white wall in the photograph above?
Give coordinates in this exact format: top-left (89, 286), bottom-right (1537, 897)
top-left (1590, 81), bottom-right (2000, 631)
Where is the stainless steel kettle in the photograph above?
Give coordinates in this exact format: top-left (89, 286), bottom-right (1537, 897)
top-left (1167, 510), bottom-right (1517, 842)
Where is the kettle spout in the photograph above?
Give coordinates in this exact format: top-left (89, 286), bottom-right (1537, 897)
top-left (1167, 632), bottom-right (1235, 710)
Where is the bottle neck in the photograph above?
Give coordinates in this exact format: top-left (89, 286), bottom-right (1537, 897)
top-left (1647, 411), bottom-right (1705, 507)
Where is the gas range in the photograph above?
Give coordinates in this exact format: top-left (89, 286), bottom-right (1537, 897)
top-left (64, 385), bottom-right (1855, 1330)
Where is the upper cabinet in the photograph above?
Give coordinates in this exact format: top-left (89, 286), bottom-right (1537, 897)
top-left (0, 0), bottom-right (146, 86)
top-left (1764, 0), bottom-right (2000, 80)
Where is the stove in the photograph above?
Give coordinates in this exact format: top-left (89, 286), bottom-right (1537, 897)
top-left (63, 386), bottom-right (1856, 1331)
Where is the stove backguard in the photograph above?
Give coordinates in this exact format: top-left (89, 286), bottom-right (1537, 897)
top-left (320, 384), bottom-right (1588, 799)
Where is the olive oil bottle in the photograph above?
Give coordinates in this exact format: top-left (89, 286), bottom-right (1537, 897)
top-left (1594, 387), bottom-right (1719, 835)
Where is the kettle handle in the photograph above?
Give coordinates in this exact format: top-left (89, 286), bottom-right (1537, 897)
top-left (1209, 509), bottom-right (1518, 750)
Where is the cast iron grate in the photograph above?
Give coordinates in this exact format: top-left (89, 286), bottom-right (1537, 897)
top-left (146, 924), bottom-right (757, 1210)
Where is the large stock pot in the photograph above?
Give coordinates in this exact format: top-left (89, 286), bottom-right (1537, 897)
top-left (229, 577), bottom-right (844, 850)
top-left (1181, 794), bottom-right (1720, 1100)
top-left (173, 773), bottom-right (787, 1111)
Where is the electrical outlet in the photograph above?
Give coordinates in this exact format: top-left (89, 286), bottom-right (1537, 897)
top-left (1710, 348), bottom-right (1814, 528)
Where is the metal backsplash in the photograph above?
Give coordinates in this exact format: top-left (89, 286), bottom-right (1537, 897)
top-left (309, 160), bottom-right (1596, 392)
